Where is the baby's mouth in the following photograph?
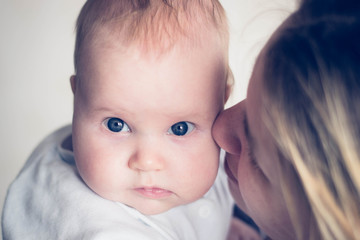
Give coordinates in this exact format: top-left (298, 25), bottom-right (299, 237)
top-left (134, 187), bottom-right (173, 199)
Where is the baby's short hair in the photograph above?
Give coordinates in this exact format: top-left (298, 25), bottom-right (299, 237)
top-left (74, 0), bottom-right (230, 78)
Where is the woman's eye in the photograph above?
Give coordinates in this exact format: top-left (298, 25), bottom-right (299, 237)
top-left (168, 121), bottom-right (195, 136)
top-left (105, 118), bottom-right (130, 133)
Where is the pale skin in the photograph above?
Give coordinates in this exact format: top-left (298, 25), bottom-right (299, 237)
top-left (70, 31), bottom-right (228, 215)
top-left (213, 19), bottom-right (311, 240)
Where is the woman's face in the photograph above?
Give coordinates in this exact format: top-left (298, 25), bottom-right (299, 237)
top-left (213, 45), bottom-right (298, 239)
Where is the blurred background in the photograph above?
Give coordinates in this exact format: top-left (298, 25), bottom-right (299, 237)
top-left (0, 0), bottom-right (296, 237)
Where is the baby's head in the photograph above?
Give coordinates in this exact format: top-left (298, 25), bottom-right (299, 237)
top-left (71, 0), bottom-right (232, 215)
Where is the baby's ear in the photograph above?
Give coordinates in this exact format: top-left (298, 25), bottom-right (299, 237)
top-left (224, 68), bottom-right (234, 104)
top-left (70, 75), bottom-right (77, 94)
top-left (224, 84), bottom-right (232, 104)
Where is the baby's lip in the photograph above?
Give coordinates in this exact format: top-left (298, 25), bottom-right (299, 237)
top-left (134, 186), bottom-right (173, 199)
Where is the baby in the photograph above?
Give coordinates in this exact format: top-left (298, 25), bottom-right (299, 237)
top-left (2, 0), bottom-right (234, 239)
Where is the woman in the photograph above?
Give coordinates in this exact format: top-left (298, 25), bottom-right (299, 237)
top-left (215, 0), bottom-right (360, 239)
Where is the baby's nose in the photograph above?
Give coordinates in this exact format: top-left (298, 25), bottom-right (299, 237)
top-left (128, 142), bottom-right (165, 171)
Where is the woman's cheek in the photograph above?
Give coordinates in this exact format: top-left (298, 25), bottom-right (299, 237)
top-left (228, 177), bottom-right (246, 211)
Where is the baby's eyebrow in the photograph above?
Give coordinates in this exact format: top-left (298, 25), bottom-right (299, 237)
top-left (92, 106), bottom-right (106, 112)
top-left (90, 106), bottom-right (114, 114)
top-left (90, 103), bottom-right (129, 112)
top-left (90, 106), bottom-right (130, 117)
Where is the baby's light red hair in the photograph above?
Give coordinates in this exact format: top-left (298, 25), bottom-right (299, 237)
top-left (73, 0), bottom-right (232, 95)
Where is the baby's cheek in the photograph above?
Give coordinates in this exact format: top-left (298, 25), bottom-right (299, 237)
top-left (78, 163), bottom-right (114, 199)
top-left (195, 149), bottom-right (219, 186)
top-left (74, 147), bottom-right (107, 192)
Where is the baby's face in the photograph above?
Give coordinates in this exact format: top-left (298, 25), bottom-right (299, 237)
top-left (71, 38), bottom-right (227, 215)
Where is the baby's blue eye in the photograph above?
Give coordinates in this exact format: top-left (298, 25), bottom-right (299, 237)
top-left (106, 118), bottom-right (130, 133)
top-left (168, 121), bottom-right (195, 136)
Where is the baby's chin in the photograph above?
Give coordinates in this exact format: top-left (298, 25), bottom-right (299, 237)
top-left (126, 202), bottom-right (179, 216)
top-left (96, 191), bottom-right (183, 215)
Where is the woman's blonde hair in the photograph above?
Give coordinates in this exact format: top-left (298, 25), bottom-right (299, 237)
top-left (261, 2), bottom-right (360, 239)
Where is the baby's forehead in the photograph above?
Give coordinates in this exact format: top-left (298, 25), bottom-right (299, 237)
top-left (77, 26), bottom-right (227, 79)
top-left (85, 20), bottom-right (225, 57)
top-left (78, 30), bottom-right (227, 88)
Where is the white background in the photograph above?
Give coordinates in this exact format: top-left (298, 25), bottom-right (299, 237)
top-left (0, 0), bottom-right (296, 237)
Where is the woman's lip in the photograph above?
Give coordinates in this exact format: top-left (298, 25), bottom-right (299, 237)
top-left (224, 156), bottom-right (238, 184)
top-left (134, 187), bottom-right (173, 199)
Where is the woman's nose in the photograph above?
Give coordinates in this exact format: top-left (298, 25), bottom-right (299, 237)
top-left (212, 100), bottom-right (246, 155)
top-left (128, 139), bottom-right (165, 172)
